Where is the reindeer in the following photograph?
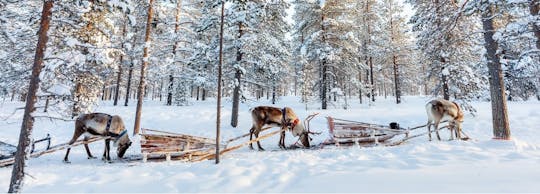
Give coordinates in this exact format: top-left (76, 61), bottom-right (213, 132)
top-left (425, 99), bottom-right (464, 141)
top-left (63, 113), bottom-right (132, 163)
top-left (249, 106), bottom-right (310, 150)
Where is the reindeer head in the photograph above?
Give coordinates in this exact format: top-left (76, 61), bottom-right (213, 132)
top-left (283, 107), bottom-right (311, 148)
top-left (116, 132), bottom-right (132, 158)
top-left (111, 116), bottom-right (132, 158)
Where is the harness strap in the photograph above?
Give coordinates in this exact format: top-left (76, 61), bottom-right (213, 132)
top-left (105, 115), bottom-right (113, 135)
top-left (281, 108), bottom-right (287, 125)
top-left (116, 130), bottom-right (127, 139)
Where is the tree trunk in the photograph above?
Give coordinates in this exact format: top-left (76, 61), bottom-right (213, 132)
top-left (9, 1), bottom-right (53, 192)
top-left (166, 0), bottom-right (182, 106)
top-left (72, 81), bottom-right (82, 118)
top-left (481, 4), bottom-right (511, 139)
top-left (388, 3), bottom-right (401, 104)
top-left (358, 72), bottom-right (363, 104)
top-left (43, 96), bottom-right (50, 112)
top-left (202, 89), bottom-right (206, 101)
top-left (272, 83), bottom-right (276, 104)
top-left (422, 65), bottom-right (429, 96)
top-left (441, 66), bottom-right (450, 100)
top-left (231, 70), bottom-right (242, 127)
top-left (365, 0), bottom-right (375, 102)
top-left (530, 1), bottom-right (540, 50)
top-left (321, 13), bottom-right (328, 110)
top-left (196, 86), bottom-right (200, 101)
top-left (133, 0), bottom-right (154, 135)
top-left (369, 57), bottom-right (375, 102)
top-left (216, 0), bottom-right (225, 164)
top-left (393, 56), bottom-right (401, 104)
top-left (231, 22), bottom-right (243, 128)
top-left (166, 74), bottom-right (173, 105)
top-left (114, 15), bottom-right (129, 106)
top-left (113, 65), bottom-right (122, 104)
top-left (124, 63), bottom-right (133, 106)
top-left (321, 60), bottom-right (328, 109)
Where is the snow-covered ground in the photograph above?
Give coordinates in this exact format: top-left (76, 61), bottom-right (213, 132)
top-left (1, 96), bottom-right (539, 192)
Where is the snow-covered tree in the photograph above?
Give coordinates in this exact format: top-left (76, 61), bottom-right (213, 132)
top-left (409, 0), bottom-right (488, 102)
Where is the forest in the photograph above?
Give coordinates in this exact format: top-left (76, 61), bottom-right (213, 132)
top-left (1, 0), bottom-right (539, 193)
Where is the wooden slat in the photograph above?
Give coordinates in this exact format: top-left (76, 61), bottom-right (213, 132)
top-left (0, 137), bottom-right (106, 167)
top-left (192, 128), bottom-right (287, 162)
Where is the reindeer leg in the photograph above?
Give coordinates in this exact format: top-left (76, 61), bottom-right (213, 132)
top-left (427, 121), bottom-right (432, 141)
top-left (254, 130), bottom-right (264, 151)
top-left (83, 136), bottom-right (96, 159)
top-left (457, 125), bottom-right (462, 140)
top-left (64, 126), bottom-right (84, 163)
top-left (449, 123), bottom-right (455, 141)
top-left (103, 139), bottom-right (112, 162)
top-left (249, 126), bottom-right (255, 150)
top-left (434, 121), bottom-right (442, 141)
top-left (279, 130), bottom-right (287, 149)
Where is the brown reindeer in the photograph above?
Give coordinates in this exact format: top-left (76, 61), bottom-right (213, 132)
top-left (425, 99), bottom-right (464, 141)
top-left (249, 106), bottom-right (310, 150)
top-left (63, 113), bottom-right (132, 163)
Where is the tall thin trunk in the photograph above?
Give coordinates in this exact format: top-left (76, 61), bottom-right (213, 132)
top-left (358, 72), bottom-right (363, 104)
top-left (101, 85), bottom-right (106, 101)
top-left (159, 79), bottom-right (163, 101)
top-left (114, 16), bottom-right (128, 106)
top-left (441, 66), bottom-right (450, 100)
top-left (114, 59), bottom-right (122, 105)
top-left (196, 86), bottom-right (200, 101)
top-left (133, 0), bottom-right (154, 135)
top-left (481, 4), bottom-right (511, 139)
top-left (366, 0), bottom-right (375, 102)
top-left (530, 1), bottom-right (540, 50)
top-left (166, 74), bottom-right (173, 105)
top-left (393, 55), bottom-right (401, 104)
top-left (72, 81), bottom-right (82, 118)
top-left (422, 65), bottom-right (429, 96)
top-left (434, 0), bottom-right (450, 100)
top-left (231, 22), bottom-right (243, 128)
top-left (369, 57), bottom-right (374, 101)
top-left (321, 14), bottom-right (328, 110)
top-left (272, 84), bottom-right (276, 104)
top-left (202, 89), bottom-right (206, 101)
top-left (216, 0), bottom-right (225, 164)
top-left (388, 1), bottom-right (401, 104)
top-left (9, 1), bottom-right (53, 192)
top-left (124, 63), bottom-right (133, 106)
top-left (167, 0), bottom-right (182, 106)
top-left (43, 96), bottom-right (50, 112)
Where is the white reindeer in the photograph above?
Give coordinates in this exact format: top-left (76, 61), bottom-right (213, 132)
top-left (425, 99), bottom-right (464, 141)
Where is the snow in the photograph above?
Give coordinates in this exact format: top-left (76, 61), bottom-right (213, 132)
top-left (1, 96), bottom-right (540, 192)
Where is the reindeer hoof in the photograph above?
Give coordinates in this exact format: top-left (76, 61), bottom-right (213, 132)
top-left (258, 148), bottom-right (265, 151)
top-left (63, 160), bottom-right (71, 164)
top-left (88, 156), bottom-right (97, 159)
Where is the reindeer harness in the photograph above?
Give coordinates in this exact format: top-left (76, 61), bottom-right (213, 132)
top-left (104, 115), bottom-right (127, 141)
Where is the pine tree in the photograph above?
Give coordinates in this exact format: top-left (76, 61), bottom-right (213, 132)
top-left (8, 1), bottom-right (53, 192)
top-left (409, 0), bottom-right (487, 101)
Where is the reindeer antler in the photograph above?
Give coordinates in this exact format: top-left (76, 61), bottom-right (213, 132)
top-left (303, 113), bottom-right (321, 136)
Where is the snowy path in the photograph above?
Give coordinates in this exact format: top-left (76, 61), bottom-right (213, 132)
top-left (1, 96), bottom-right (539, 192)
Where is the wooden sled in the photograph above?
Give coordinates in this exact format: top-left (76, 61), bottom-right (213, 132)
top-left (140, 128), bottom-right (226, 162)
top-left (140, 126), bottom-right (285, 162)
top-left (325, 117), bottom-right (410, 146)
